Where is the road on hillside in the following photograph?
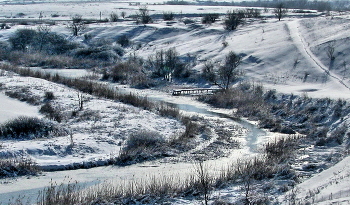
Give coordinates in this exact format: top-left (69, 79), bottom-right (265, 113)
top-left (287, 20), bottom-right (350, 90)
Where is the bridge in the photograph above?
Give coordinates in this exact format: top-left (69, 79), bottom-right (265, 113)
top-left (172, 88), bottom-right (221, 96)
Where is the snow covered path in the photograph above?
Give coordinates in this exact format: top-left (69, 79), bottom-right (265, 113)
top-left (288, 20), bottom-right (350, 91)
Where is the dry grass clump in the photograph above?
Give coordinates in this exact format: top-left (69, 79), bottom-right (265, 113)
top-left (0, 156), bottom-right (39, 178)
top-left (115, 130), bottom-right (167, 165)
top-left (36, 175), bottom-right (195, 205)
top-left (5, 87), bottom-right (41, 105)
top-left (157, 103), bottom-right (180, 119)
top-left (0, 116), bottom-right (67, 139)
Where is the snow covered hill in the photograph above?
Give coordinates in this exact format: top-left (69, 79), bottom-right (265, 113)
top-left (1, 1), bottom-right (350, 204)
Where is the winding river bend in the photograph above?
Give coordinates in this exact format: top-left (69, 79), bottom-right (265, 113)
top-left (0, 70), bottom-right (269, 204)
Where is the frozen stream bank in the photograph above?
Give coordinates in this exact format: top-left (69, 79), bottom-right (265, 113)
top-left (0, 73), bottom-right (271, 204)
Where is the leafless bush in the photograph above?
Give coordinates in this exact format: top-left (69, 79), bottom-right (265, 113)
top-left (245, 8), bottom-right (261, 18)
top-left (316, 125), bottom-right (347, 146)
top-left (116, 35), bottom-right (130, 47)
top-left (163, 11), bottom-right (175, 21)
top-left (130, 72), bottom-right (156, 88)
top-left (44, 91), bottom-right (55, 101)
top-left (199, 83), bottom-right (267, 118)
top-left (5, 51), bottom-right (100, 69)
top-left (106, 61), bottom-right (141, 83)
top-left (224, 10), bottom-right (244, 30)
top-left (74, 46), bottom-right (119, 62)
top-left (148, 47), bottom-right (185, 79)
top-left (121, 11), bottom-right (126, 19)
top-left (217, 51), bottom-right (242, 90)
top-left (126, 130), bottom-right (165, 149)
top-left (202, 61), bottom-right (216, 82)
top-left (35, 173), bottom-right (199, 205)
top-left (202, 13), bottom-right (219, 24)
top-left (110, 12), bottom-right (119, 22)
top-left (135, 6), bottom-right (152, 24)
top-left (39, 103), bottom-right (64, 122)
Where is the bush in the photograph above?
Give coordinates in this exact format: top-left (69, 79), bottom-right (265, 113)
top-left (44, 91), bottom-right (55, 101)
top-left (183, 18), bottom-right (195, 25)
top-left (0, 116), bottom-right (65, 139)
top-left (74, 46), bottom-right (118, 62)
top-left (224, 10), bottom-right (243, 30)
top-left (107, 62), bottom-right (130, 83)
top-left (110, 12), bottom-right (118, 22)
top-left (202, 13), bottom-right (219, 24)
top-left (116, 35), bottom-right (130, 47)
top-left (9, 29), bottom-right (37, 51)
top-left (163, 11), bottom-right (175, 21)
top-left (9, 28), bottom-right (78, 55)
top-left (39, 102), bottom-right (64, 122)
top-left (136, 6), bottom-right (152, 24)
top-left (38, 32), bottom-right (79, 55)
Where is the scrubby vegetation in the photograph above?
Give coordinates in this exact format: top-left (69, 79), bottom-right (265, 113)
top-left (116, 130), bottom-right (167, 165)
top-left (0, 155), bottom-right (39, 178)
top-left (1, 1), bottom-right (350, 203)
top-left (21, 135), bottom-right (300, 204)
top-left (199, 83), bottom-right (350, 145)
top-left (0, 116), bottom-right (67, 139)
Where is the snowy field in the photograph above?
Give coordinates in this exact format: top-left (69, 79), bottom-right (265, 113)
top-left (0, 0), bottom-right (350, 204)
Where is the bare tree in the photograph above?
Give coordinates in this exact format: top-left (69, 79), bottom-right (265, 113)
top-left (136, 6), bottom-right (152, 24)
top-left (202, 61), bottom-right (216, 82)
top-left (224, 10), bottom-right (243, 30)
top-left (36, 25), bottom-right (51, 52)
top-left (67, 14), bottom-right (87, 36)
top-left (149, 48), bottom-right (183, 80)
top-left (274, 3), bottom-right (288, 21)
top-left (327, 41), bottom-right (336, 61)
top-left (217, 51), bottom-right (242, 90)
top-left (77, 92), bottom-right (86, 111)
top-left (110, 12), bottom-right (118, 22)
